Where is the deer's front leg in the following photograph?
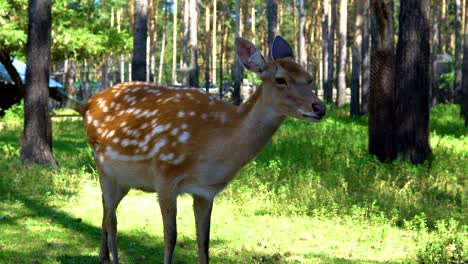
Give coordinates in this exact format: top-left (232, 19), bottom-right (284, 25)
top-left (158, 191), bottom-right (178, 264)
top-left (193, 195), bottom-right (214, 264)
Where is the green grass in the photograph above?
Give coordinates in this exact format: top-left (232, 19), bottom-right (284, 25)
top-left (0, 104), bottom-right (466, 263)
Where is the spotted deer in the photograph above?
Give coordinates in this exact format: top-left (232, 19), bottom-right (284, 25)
top-left (82, 36), bottom-right (326, 264)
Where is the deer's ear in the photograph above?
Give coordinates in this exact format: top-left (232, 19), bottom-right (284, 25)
top-left (235, 37), bottom-right (266, 74)
top-left (271, 36), bottom-right (294, 60)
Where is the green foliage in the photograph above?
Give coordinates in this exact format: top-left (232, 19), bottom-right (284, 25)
top-left (0, 0), bottom-right (27, 52)
top-left (439, 71), bottom-right (455, 90)
top-left (2, 100), bottom-right (24, 122)
top-left (415, 218), bottom-right (467, 264)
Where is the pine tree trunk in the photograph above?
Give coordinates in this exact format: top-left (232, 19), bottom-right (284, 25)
top-left (322, 0), bottom-right (330, 101)
top-left (189, 0), bottom-right (199, 87)
top-left (298, 0), bottom-right (307, 68)
top-left (395, 0), bottom-right (432, 164)
top-left (369, 0), bottom-right (396, 162)
top-left (431, 0), bottom-right (441, 105)
top-left (361, 0), bottom-right (370, 114)
top-left (455, 0), bottom-right (463, 102)
top-left (267, 0), bottom-right (278, 55)
top-left (336, 0), bottom-right (348, 107)
top-left (132, 0), bottom-right (148, 81)
top-left (233, 0), bottom-right (243, 105)
top-left (182, 0), bottom-right (189, 85)
top-left (461, 0), bottom-right (468, 126)
top-left (204, 4), bottom-right (211, 92)
top-left (21, 0), bottom-right (58, 169)
top-left (350, 0), bottom-right (363, 116)
top-left (212, 0), bottom-right (217, 85)
top-left (325, 0), bottom-right (337, 103)
top-left (172, 0), bottom-right (178, 84)
top-left (64, 59), bottom-right (77, 107)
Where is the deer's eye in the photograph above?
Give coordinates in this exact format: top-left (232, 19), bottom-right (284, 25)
top-left (275, 77), bottom-right (287, 85)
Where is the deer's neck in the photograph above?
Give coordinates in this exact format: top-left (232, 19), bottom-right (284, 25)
top-left (230, 85), bottom-right (285, 165)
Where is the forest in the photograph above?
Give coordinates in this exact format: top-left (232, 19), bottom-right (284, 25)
top-left (0, 0), bottom-right (467, 263)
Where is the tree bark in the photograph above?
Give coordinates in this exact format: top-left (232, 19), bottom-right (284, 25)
top-left (182, 0), bottom-right (189, 85)
top-left (64, 59), bottom-right (77, 108)
top-left (132, 0), bottom-right (148, 81)
top-left (395, 0), bottom-right (432, 164)
top-left (325, 0), bottom-right (337, 103)
top-left (204, 3), bottom-right (211, 92)
top-left (189, 0), bottom-right (199, 87)
top-left (267, 0), bottom-right (278, 56)
top-left (212, 0), bottom-right (217, 86)
top-left (431, 0), bottom-right (441, 105)
top-left (461, 0), bottom-right (468, 125)
top-left (369, 0), bottom-right (396, 162)
top-left (322, 0), bottom-right (330, 101)
top-left (233, 0), bottom-right (243, 105)
top-left (455, 0), bottom-right (463, 102)
top-left (361, 0), bottom-right (370, 114)
top-left (350, 0), bottom-right (363, 116)
top-left (172, 0), bottom-right (178, 84)
top-left (336, 0), bottom-right (348, 107)
top-left (298, 0), bottom-right (307, 68)
top-left (21, 0), bottom-right (58, 169)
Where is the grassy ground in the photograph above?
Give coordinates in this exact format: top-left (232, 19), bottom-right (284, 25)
top-left (0, 104), bottom-right (466, 263)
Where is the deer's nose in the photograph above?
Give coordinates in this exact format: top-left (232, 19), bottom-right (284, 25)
top-left (312, 103), bottom-right (326, 118)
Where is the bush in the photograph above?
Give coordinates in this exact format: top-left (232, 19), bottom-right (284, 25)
top-left (2, 100), bottom-right (24, 122)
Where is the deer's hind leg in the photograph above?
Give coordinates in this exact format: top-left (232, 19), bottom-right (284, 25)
top-left (99, 173), bottom-right (129, 264)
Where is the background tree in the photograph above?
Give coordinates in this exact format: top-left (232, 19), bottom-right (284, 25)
top-left (267, 0), bottom-right (278, 55)
top-left (189, 0), bottom-right (199, 87)
top-left (454, 0), bottom-right (463, 101)
top-left (350, 0), bottom-right (363, 116)
top-left (298, 0), bottom-right (306, 68)
top-left (361, 0), bottom-right (370, 114)
top-left (21, 0), bottom-right (58, 169)
top-left (336, 0), bottom-right (347, 107)
top-left (369, 0), bottom-right (396, 162)
top-left (233, 0), bottom-right (243, 105)
top-left (395, 0), bottom-right (432, 164)
top-left (461, 0), bottom-right (468, 125)
top-left (132, 0), bottom-right (148, 81)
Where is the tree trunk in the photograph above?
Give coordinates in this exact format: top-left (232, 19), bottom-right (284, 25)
top-left (204, 3), bottom-right (211, 92)
top-left (233, 0), bottom-right (243, 105)
top-left (350, 0), bottom-right (363, 116)
top-left (322, 0), bottom-right (330, 101)
top-left (361, 0), bottom-right (370, 114)
top-left (189, 0), bottom-right (199, 87)
top-left (132, 0), bottom-right (148, 81)
top-left (455, 0), bottom-right (463, 102)
top-left (21, 0), bottom-right (58, 169)
top-left (462, 0), bottom-right (468, 126)
top-left (172, 0), bottom-right (178, 84)
top-left (211, 0), bottom-right (217, 86)
top-left (267, 0), bottom-right (278, 56)
top-left (369, 0), bottom-right (396, 162)
top-left (182, 0), bottom-right (189, 85)
top-left (157, 25), bottom-right (167, 84)
top-left (325, 0), bottom-right (337, 103)
top-left (395, 0), bottom-right (432, 164)
top-left (298, 0), bottom-right (307, 68)
top-left (431, 0), bottom-right (441, 105)
top-left (64, 59), bottom-right (77, 108)
top-left (336, 0), bottom-right (348, 107)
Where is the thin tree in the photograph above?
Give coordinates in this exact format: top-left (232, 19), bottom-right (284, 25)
top-left (212, 0), bottom-right (217, 85)
top-left (350, 0), bottom-right (363, 116)
top-left (204, 3), bottom-right (211, 91)
top-left (233, 0), bottom-right (243, 105)
top-left (455, 0), bottom-right (463, 101)
top-left (21, 0), bottom-right (58, 169)
top-left (189, 0), bottom-right (199, 87)
top-left (267, 0), bottom-right (278, 55)
top-left (171, 0), bottom-right (178, 84)
top-left (369, 0), bottom-right (396, 162)
top-left (182, 0), bottom-right (189, 85)
top-left (157, 1), bottom-right (168, 84)
top-left (132, 0), bottom-right (148, 81)
top-left (322, 0), bottom-right (330, 100)
top-left (461, 0), bottom-right (468, 125)
top-left (298, 0), bottom-right (307, 68)
top-left (361, 0), bottom-right (370, 114)
top-left (326, 0), bottom-right (337, 103)
top-left (395, 0), bottom-right (432, 163)
top-left (336, 0), bottom-right (348, 107)
top-left (431, 0), bottom-right (441, 105)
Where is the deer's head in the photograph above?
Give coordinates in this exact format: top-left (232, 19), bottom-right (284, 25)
top-left (235, 36), bottom-right (326, 122)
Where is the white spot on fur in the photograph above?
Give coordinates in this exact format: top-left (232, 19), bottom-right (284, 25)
top-left (178, 131), bottom-right (190, 143)
top-left (159, 153), bottom-right (175, 161)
